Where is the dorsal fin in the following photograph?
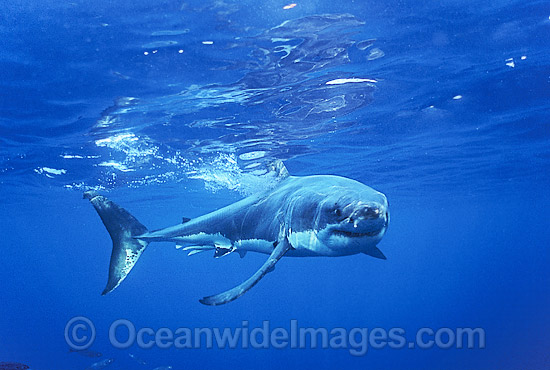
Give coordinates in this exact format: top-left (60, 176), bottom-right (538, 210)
top-left (271, 160), bottom-right (289, 179)
top-left (182, 217), bottom-right (191, 224)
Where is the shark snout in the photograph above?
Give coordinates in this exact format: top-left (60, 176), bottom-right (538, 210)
top-left (332, 201), bottom-right (388, 239)
top-left (349, 203), bottom-right (386, 222)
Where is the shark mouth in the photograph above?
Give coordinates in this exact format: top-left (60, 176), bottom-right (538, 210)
top-left (333, 229), bottom-right (381, 237)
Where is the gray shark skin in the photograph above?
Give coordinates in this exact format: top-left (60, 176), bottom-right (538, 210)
top-left (84, 162), bottom-right (389, 306)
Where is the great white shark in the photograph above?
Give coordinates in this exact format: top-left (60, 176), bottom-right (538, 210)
top-left (84, 162), bottom-right (389, 305)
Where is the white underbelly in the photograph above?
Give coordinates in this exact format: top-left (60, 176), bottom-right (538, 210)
top-left (234, 239), bottom-right (275, 254)
top-left (288, 230), bottom-right (338, 256)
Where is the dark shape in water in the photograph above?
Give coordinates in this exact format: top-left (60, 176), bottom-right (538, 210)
top-left (0, 363), bottom-right (29, 370)
top-left (69, 348), bottom-right (103, 358)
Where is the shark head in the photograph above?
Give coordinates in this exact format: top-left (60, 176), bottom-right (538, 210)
top-left (316, 185), bottom-right (389, 254)
top-left (283, 175), bottom-right (389, 257)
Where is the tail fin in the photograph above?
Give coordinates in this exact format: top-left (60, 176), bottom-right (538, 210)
top-left (84, 191), bottom-right (149, 295)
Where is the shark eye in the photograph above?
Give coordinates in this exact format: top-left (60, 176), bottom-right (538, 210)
top-left (334, 208), bottom-right (342, 217)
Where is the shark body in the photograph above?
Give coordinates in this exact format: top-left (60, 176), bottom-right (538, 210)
top-left (85, 163), bottom-right (389, 305)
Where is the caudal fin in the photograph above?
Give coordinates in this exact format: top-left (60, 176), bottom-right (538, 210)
top-left (84, 191), bottom-right (149, 295)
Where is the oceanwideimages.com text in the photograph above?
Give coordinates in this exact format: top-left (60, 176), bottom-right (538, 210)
top-left (65, 317), bottom-right (486, 356)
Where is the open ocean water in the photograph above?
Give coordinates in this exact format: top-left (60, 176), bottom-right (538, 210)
top-left (1, 0), bottom-right (550, 369)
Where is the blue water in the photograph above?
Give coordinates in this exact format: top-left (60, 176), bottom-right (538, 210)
top-left (1, 0), bottom-right (550, 369)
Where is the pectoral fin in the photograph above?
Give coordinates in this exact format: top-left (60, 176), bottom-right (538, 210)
top-left (199, 238), bottom-right (292, 306)
top-left (363, 246), bottom-right (387, 260)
